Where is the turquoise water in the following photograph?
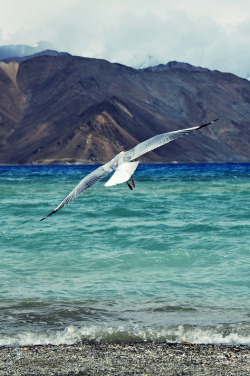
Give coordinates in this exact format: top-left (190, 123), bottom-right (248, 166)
top-left (0, 164), bottom-right (249, 346)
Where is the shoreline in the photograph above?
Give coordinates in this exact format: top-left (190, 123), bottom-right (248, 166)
top-left (0, 342), bottom-right (249, 375)
top-left (0, 162), bottom-right (250, 166)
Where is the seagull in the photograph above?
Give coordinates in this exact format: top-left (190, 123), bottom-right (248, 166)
top-left (40, 119), bottom-right (218, 221)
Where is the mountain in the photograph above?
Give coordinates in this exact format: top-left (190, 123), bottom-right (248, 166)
top-left (0, 41), bottom-right (53, 60)
top-left (1, 50), bottom-right (70, 63)
top-left (1, 49), bottom-right (70, 64)
top-left (0, 42), bottom-right (69, 64)
top-left (143, 61), bottom-right (211, 73)
top-left (0, 54), bottom-right (249, 164)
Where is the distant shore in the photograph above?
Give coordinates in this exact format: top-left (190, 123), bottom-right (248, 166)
top-left (0, 342), bottom-right (249, 376)
top-left (0, 161), bottom-right (250, 166)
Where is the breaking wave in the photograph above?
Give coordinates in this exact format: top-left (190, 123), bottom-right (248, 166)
top-left (1, 322), bottom-right (249, 347)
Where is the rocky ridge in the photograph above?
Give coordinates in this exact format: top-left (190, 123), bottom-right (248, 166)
top-left (0, 53), bottom-right (249, 164)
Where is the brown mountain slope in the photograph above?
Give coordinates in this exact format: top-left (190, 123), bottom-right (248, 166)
top-left (0, 62), bottom-right (27, 148)
top-left (0, 54), bottom-right (249, 164)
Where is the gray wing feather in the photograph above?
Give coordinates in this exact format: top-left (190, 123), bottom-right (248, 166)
top-left (126, 119), bottom-right (218, 161)
top-left (40, 164), bottom-right (112, 221)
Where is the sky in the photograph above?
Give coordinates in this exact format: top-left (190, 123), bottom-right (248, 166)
top-left (0, 0), bottom-right (249, 78)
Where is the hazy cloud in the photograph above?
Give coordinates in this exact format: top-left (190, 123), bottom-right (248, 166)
top-left (0, 0), bottom-right (249, 77)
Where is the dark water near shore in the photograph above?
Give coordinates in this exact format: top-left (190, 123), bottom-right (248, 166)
top-left (0, 164), bottom-right (249, 346)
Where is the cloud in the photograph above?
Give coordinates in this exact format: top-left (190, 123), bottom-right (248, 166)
top-left (0, 0), bottom-right (249, 77)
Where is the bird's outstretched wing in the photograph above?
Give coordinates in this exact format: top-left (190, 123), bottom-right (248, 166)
top-left (40, 164), bottom-right (112, 221)
top-left (126, 119), bottom-right (219, 161)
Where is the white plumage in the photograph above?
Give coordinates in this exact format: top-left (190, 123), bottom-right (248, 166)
top-left (40, 119), bottom-right (218, 221)
top-left (104, 161), bottom-right (139, 187)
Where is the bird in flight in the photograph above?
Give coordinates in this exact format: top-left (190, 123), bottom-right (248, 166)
top-left (40, 119), bottom-right (218, 221)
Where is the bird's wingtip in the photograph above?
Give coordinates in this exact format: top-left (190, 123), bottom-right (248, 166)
top-left (40, 216), bottom-right (48, 222)
top-left (197, 118), bottom-right (219, 130)
top-left (40, 210), bottom-right (56, 222)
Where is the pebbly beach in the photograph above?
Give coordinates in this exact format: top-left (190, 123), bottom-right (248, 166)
top-left (0, 342), bottom-right (249, 376)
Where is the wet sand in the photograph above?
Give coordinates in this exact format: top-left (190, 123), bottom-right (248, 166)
top-left (0, 342), bottom-right (249, 375)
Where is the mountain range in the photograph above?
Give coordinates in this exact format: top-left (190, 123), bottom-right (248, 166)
top-left (0, 42), bottom-right (54, 60)
top-left (0, 48), bottom-right (249, 164)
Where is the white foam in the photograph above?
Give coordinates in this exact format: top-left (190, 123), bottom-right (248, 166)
top-left (1, 322), bottom-right (250, 347)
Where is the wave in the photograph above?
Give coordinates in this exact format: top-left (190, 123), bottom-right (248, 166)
top-left (1, 322), bottom-right (249, 347)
